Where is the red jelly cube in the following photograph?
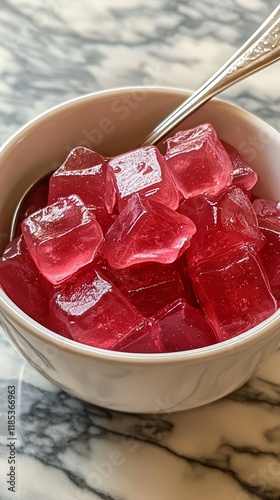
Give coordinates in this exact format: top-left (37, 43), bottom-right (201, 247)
top-left (48, 147), bottom-right (115, 232)
top-left (176, 255), bottom-right (200, 308)
top-left (22, 195), bottom-right (103, 284)
top-left (50, 264), bottom-right (144, 349)
top-left (253, 199), bottom-right (280, 299)
top-left (106, 146), bottom-right (179, 212)
top-left (179, 187), bottom-right (265, 265)
top-left (103, 193), bottom-right (196, 269)
top-left (190, 246), bottom-right (277, 341)
top-left (49, 147), bottom-right (106, 206)
top-left (253, 198), bottom-right (280, 225)
top-left (222, 140), bottom-right (258, 192)
top-left (113, 322), bottom-right (163, 353)
top-left (88, 206), bottom-right (116, 235)
top-left (154, 298), bottom-right (217, 352)
top-left (100, 260), bottom-right (190, 316)
top-left (0, 236), bottom-right (51, 328)
top-left (164, 123), bottom-right (232, 199)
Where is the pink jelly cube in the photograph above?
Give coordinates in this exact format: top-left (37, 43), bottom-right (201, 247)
top-left (103, 193), bottom-right (196, 269)
top-left (113, 322), bottom-right (163, 353)
top-left (253, 198), bottom-right (280, 225)
top-left (49, 147), bottom-right (106, 206)
top-left (190, 246), bottom-right (277, 341)
top-left (99, 259), bottom-right (191, 316)
top-left (22, 195), bottom-right (103, 284)
top-left (154, 298), bottom-right (217, 352)
top-left (106, 146), bottom-right (179, 212)
top-left (176, 255), bottom-right (200, 308)
top-left (164, 123), bottom-right (232, 199)
top-left (48, 147), bottom-right (115, 231)
top-left (221, 140), bottom-right (258, 192)
top-left (179, 187), bottom-right (265, 265)
top-left (253, 198), bottom-right (280, 299)
top-left (0, 236), bottom-right (51, 328)
top-left (50, 264), bottom-right (144, 349)
top-left (88, 206), bottom-right (116, 235)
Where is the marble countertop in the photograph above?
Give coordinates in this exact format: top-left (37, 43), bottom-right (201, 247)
top-left (1, 1), bottom-right (280, 499)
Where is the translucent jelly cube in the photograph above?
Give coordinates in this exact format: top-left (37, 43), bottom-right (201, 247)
top-left (113, 322), bottom-right (163, 353)
top-left (154, 298), bottom-right (217, 352)
top-left (179, 187), bottom-right (265, 266)
top-left (0, 236), bottom-right (51, 328)
top-left (176, 255), bottom-right (200, 308)
top-left (190, 246), bottom-right (277, 341)
top-left (50, 264), bottom-right (144, 349)
top-left (100, 259), bottom-right (189, 317)
top-left (48, 147), bottom-right (115, 230)
top-left (88, 206), bottom-right (116, 234)
top-left (253, 198), bottom-right (280, 226)
top-left (103, 193), bottom-right (196, 269)
top-left (253, 199), bottom-right (280, 299)
top-left (22, 195), bottom-right (103, 284)
top-left (49, 147), bottom-right (105, 205)
top-left (164, 123), bottom-right (232, 199)
top-left (222, 141), bottom-right (258, 192)
top-left (106, 146), bottom-right (179, 212)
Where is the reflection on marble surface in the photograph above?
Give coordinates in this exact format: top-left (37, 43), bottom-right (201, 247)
top-left (1, 347), bottom-right (280, 499)
top-left (0, 0), bottom-right (280, 498)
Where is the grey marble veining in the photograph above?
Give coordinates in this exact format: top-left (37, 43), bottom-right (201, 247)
top-left (1, 353), bottom-right (280, 499)
top-left (0, 0), bottom-right (280, 499)
top-left (0, 0), bottom-right (280, 146)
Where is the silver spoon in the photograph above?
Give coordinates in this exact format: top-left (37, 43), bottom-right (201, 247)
top-left (10, 5), bottom-right (280, 240)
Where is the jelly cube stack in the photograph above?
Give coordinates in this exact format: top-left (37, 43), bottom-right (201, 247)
top-left (0, 123), bottom-right (278, 353)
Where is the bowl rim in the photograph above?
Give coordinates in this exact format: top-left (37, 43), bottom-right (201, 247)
top-left (1, 85), bottom-right (280, 365)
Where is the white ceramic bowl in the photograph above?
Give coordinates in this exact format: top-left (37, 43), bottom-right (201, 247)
top-left (0, 87), bottom-right (280, 414)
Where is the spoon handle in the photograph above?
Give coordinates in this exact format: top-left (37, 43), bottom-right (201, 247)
top-left (140, 5), bottom-right (280, 147)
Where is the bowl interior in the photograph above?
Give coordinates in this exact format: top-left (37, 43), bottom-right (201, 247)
top-left (1, 87), bottom-right (280, 255)
top-left (0, 86), bottom-right (280, 360)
